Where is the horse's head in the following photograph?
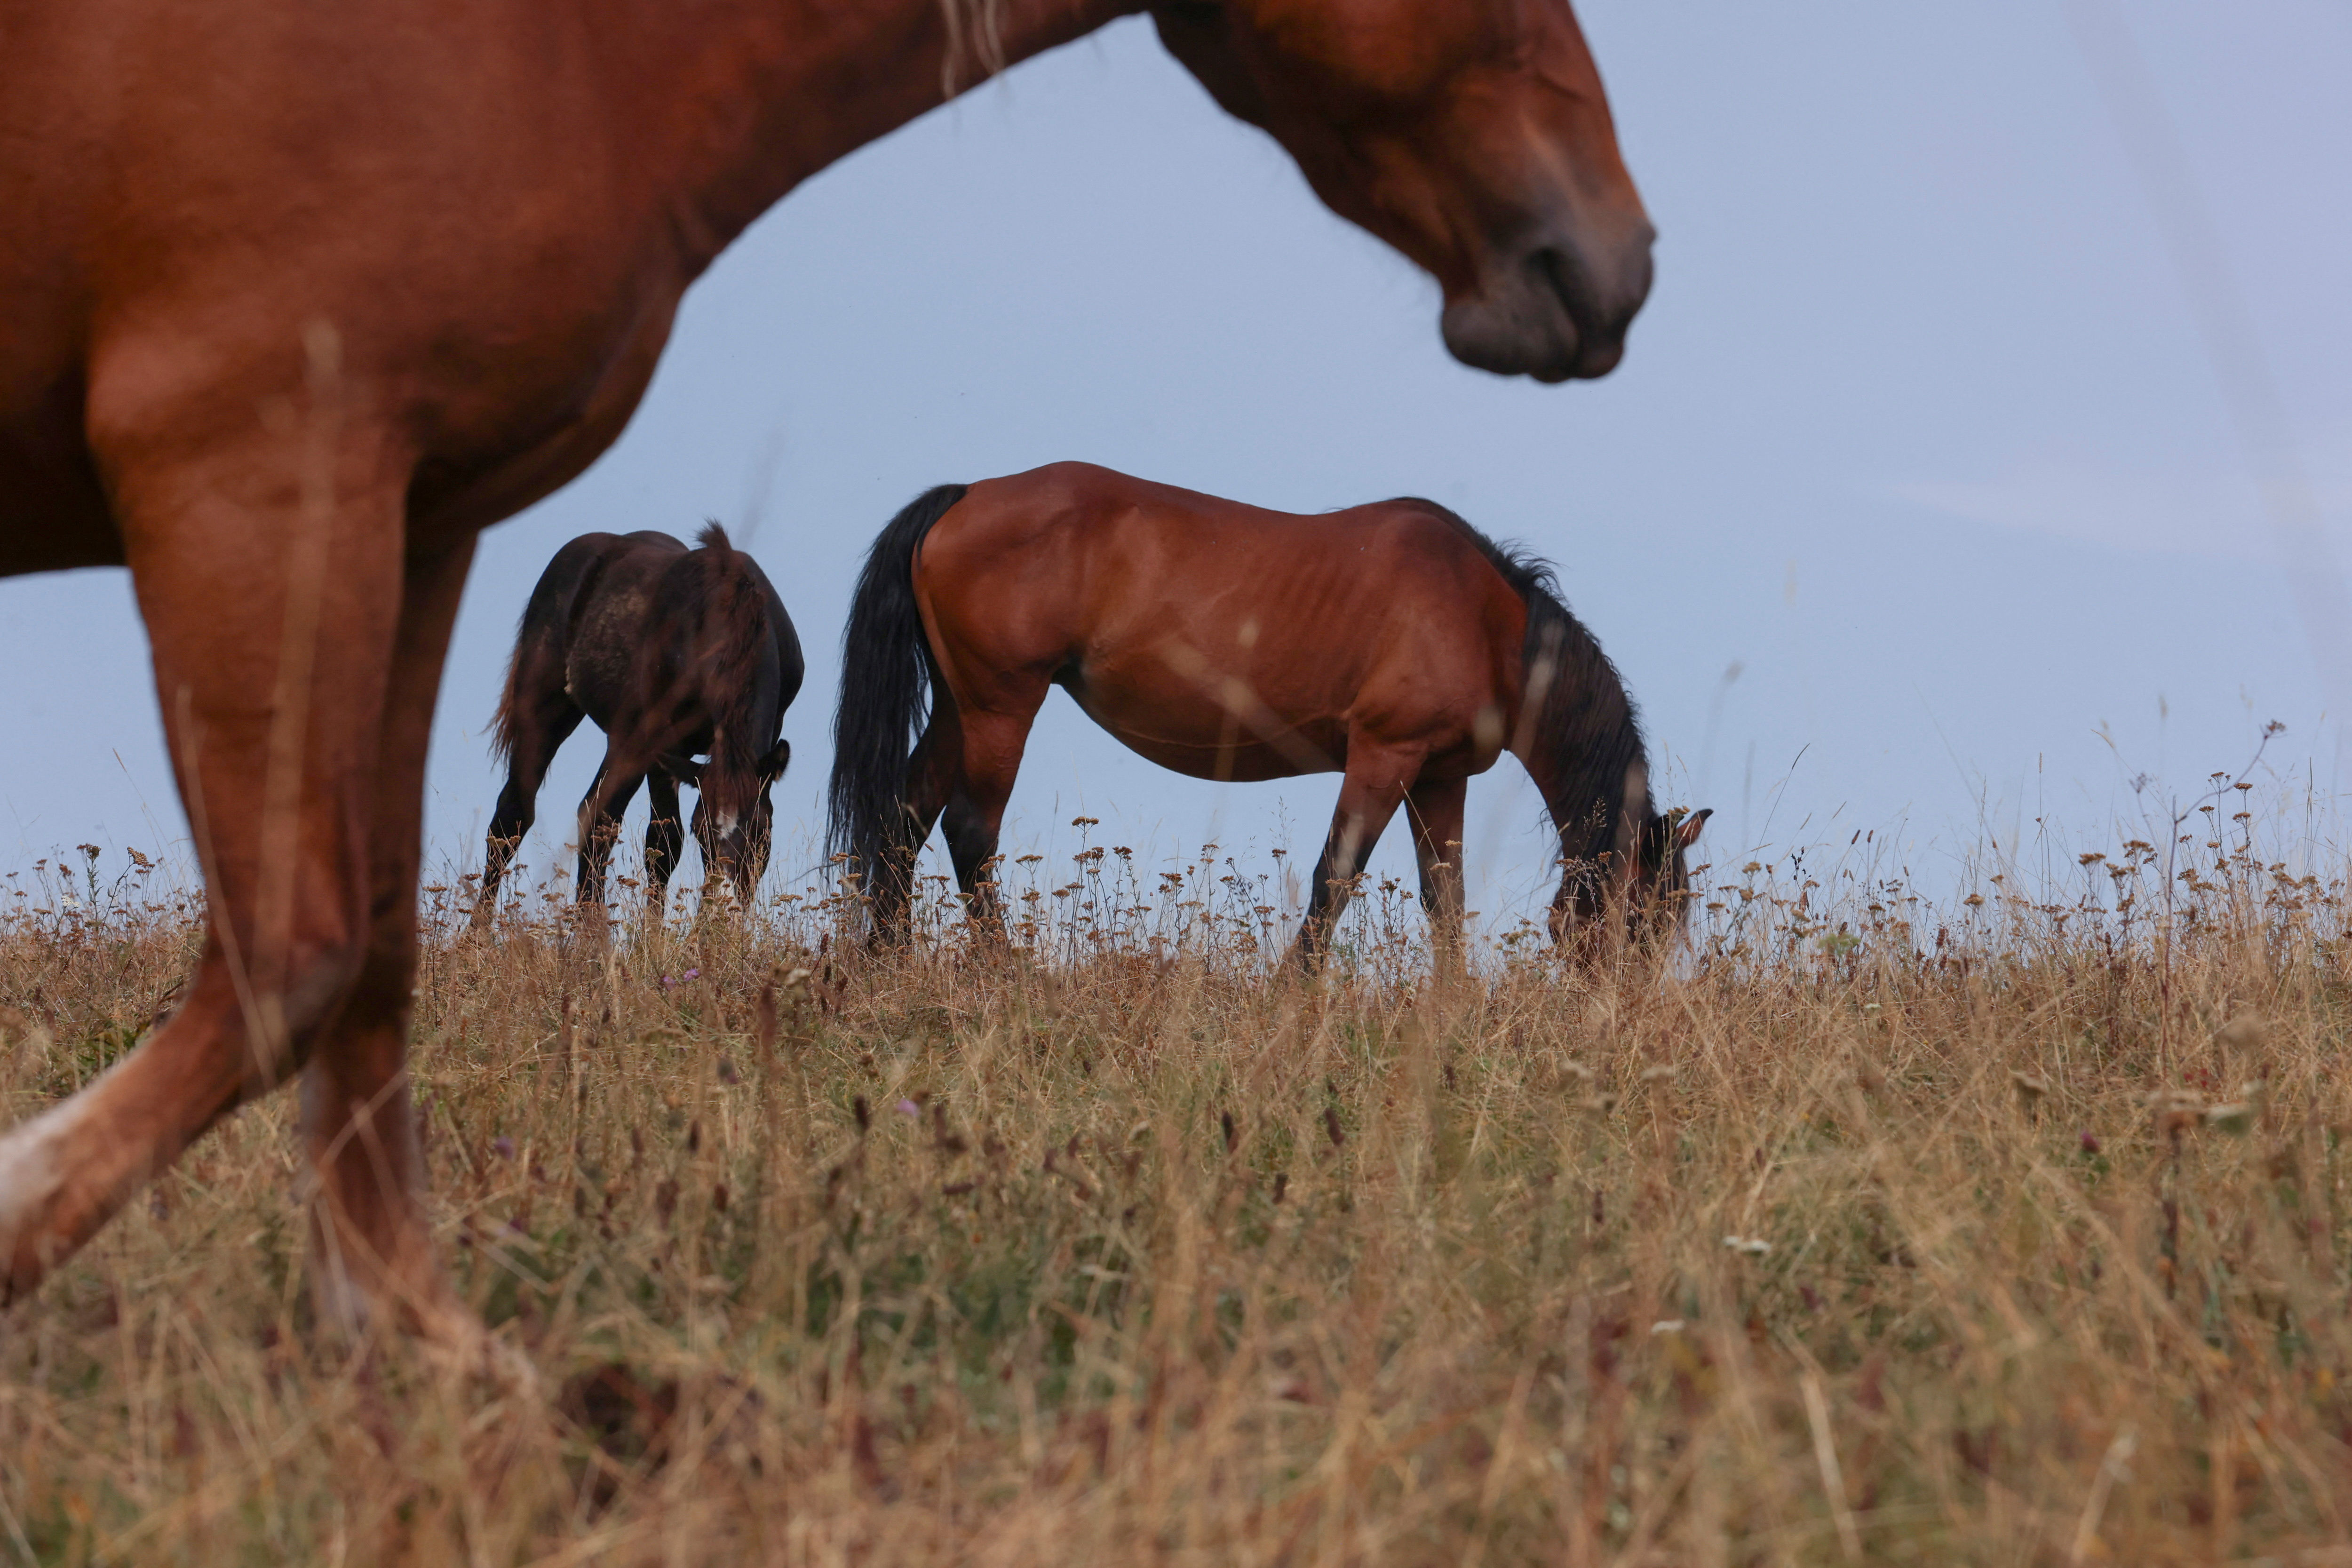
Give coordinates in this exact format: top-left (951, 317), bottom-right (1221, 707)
top-left (667, 740), bottom-right (792, 905)
top-left (1151, 0), bottom-right (1652, 382)
top-left (1627, 805), bottom-right (1709, 943)
top-left (1552, 805), bottom-right (1709, 952)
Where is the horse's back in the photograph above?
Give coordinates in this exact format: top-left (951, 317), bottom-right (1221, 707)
top-left (635, 529), bottom-right (801, 738)
top-left (913, 463), bottom-right (1531, 780)
top-left (929, 462), bottom-right (1524, 639)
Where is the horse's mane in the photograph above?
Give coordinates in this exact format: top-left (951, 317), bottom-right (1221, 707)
top-left (938, 0), bottom-right (1008, 93)
top-left (1392, 500), bottom-right (1648, 866)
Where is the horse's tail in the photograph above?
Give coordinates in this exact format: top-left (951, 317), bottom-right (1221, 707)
top-left (490, 536), bottom-right (612, 767)
top-left (488, 650), bottom-right (526, 770)
top-left (826, 484), bottom-right (969, 884)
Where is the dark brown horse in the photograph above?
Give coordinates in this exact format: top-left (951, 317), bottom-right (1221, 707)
top-left (829, 464), bottom-right (1706, 964)
top-left (474, 525), bottom-right (800, 927)
top-left (0, 0), bottom-right (1651, 1352)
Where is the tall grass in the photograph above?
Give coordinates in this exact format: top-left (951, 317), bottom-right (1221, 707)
top-left (6, 784), bottom-right (2352, 1565)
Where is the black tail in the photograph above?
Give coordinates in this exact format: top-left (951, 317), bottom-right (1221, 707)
top-left (826, 484), bottom-right (969, 888)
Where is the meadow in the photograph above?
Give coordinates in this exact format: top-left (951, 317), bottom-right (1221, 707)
top-left (5, 787), bottom-right (2352, 1567)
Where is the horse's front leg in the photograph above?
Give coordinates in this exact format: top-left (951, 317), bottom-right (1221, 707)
top-left (1286, 743), bottom-right (1423, 973)
top-left (1406, 774), bottom-right (1470, 978)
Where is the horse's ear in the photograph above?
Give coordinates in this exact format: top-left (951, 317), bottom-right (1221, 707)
top-left (759, 738), bottom-right (792, 782)
top-left (1673, 807), bottom-right (1712, 852)
top-left (660, 752), bottom-right (704, 786)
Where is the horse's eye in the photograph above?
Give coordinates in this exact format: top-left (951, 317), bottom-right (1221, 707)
top-left (1160, 0), bottom-right (1221, 24)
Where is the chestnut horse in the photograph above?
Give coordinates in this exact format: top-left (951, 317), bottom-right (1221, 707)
top-left (828, 463), bottom-right (1707, 963)
top-left (0, 0), bottom-right (1652, 1350)
top-left (473, 524), bottom-right (801, 927)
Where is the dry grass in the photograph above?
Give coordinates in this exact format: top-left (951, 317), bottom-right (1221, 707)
top-left (7, 797), bottom-right (2352, 1567)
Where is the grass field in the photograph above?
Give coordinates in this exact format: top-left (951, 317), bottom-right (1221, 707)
top-left (7, 803), bottom-right (2352, 1566)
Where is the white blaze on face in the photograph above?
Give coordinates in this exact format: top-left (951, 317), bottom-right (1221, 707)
top-left (713, 810), bottom-right (741, 841)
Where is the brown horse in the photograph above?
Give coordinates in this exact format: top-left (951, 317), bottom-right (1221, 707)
top-left (828, 464), bottom-right (1706, 963)
top-left (473, 525), bottom-right (801, 927)
top-left (0, 0), bottom-right (1651, 1350)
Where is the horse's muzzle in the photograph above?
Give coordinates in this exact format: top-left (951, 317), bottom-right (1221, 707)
top-left (1441, 220), bottom-right (1654, 383)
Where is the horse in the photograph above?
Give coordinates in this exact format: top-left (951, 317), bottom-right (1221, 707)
top-left (828, 463), bottom-right (1707, 965)
top-left (0, 0), bottom-right (1651, 1352)
top-left (473, 524), bottom-right (801, 928)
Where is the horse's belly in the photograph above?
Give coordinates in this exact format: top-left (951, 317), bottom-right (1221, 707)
top-left (1067, 682), bottom-right (1343, 783)
top-left (0, 399), bottom-right (124, 576)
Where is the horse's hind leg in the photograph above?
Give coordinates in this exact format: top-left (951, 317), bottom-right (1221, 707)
top-left (940, 696), bottom-right (1045, 939)
top-left (473, 680), bottom-right (584, 929)
top-left (0, 422), bottom-right (412, 1308)
top-left (643, 770), bottom-right (685, 920)
top-left (1287, 741), bottom-right (1425, 971)
top-left (1406, 775), bottom-right (1470, 976)
top-left (866, 703), bottom-right (962, 940)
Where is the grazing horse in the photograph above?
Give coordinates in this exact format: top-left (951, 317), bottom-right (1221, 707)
top-left (473, 525), bottom-right (800, 927)
top-left (829, 463), bottom-right (1707, 963)
top-left (0, 0), bottom-right (1652, 1349)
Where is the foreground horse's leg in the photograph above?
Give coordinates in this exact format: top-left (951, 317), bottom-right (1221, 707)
top-left (473, 683), bottom-right (583, 930)
top-left (0, 441), bottom-right (407, 1302)
top-left (300, 537), bottom-right (488, 1351)
top-left (644, 770), bottom-right (684, 918)
top-left (1406, 776), bottom-right (1470, 974)
top-left (1286, 745), bottom-right (1423, 971)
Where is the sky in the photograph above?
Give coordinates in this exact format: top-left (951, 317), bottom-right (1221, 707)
top-left (5, 1), bottom-right (2351, 930)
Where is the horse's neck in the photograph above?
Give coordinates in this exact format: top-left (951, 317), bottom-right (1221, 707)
top-left (1514, 729), bottom-right (1644, 863)
top-left (632, 0), bottom-right (1143, 270)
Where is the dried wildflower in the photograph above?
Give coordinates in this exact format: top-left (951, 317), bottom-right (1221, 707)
top-left (2203, 1101), bottom-right (2256, 1135)
top-left (2215, 1011), bottom-right (2268, 1052)
top-left (2079, 1130), bottom-right (2101, 1154)
top-left (2143, 1087), bottom-right (2206, 1138)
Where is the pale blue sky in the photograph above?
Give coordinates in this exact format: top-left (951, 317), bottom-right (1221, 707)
top-left (6, 4), bottom-right (2350, 923)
